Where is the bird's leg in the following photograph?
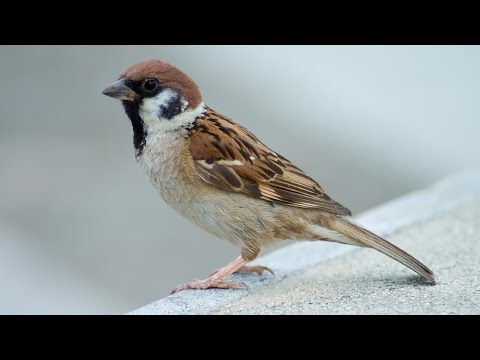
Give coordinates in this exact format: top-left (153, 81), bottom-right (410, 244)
top-left (172, 256), bottom-right (248, 294)
top-left (234, 247), bottom-right (274, 275)
top-left (208, 247), bottom-right (274, 277)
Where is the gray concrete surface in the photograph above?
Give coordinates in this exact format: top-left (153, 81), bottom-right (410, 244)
top-left (130, 170), bottom-right (480, 314)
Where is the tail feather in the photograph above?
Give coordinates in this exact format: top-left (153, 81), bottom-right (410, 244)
top-left (320, 215), bottom-right (435, 283)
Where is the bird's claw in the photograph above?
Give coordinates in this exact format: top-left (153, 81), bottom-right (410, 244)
top-left (171, 278), bottom-right (248, 294)
top-left (210, 265), bottom-right (275, 277)
top-left (235, 265), bottom-right (275, 276)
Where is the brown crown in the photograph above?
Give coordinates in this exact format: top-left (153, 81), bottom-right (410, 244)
top-left (122, 59), bottom-right (202, 109)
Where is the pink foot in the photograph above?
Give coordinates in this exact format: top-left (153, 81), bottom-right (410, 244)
top-left (171, 278), bottom-right (248, 294)
top-left (236, 265), bottom-right (275, 276)
top-left (210, 265), bottom-right (274, 277)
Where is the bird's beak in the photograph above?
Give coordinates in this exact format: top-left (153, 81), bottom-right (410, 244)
top-left (102, 79), bottom-right (136, 101)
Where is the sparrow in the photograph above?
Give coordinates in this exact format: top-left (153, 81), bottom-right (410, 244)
top-left (102, 59), bottom-right (435, 294)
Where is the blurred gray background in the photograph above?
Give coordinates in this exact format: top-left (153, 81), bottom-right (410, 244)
top-left (1, 45), bottom-right (479, 314)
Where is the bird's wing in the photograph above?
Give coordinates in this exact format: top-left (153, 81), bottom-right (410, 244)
top-left (188, 107), bottom-right (352, 216)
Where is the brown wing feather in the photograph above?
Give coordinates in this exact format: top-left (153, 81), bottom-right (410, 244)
top-left (189, 107), bottom-right (352, 216)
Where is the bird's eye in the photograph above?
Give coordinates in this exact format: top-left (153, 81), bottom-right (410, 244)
top-left (143, 79), bottom-right (158, 91)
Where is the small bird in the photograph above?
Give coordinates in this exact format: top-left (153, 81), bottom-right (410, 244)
top-left (103, 59), bottom-right (435, 293)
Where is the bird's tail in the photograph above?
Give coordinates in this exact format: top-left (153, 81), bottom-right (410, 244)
top-left (316, 215), bottom-right (435, 283)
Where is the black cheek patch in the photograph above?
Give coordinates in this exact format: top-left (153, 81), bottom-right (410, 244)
top-left (160, 95), bottom-right (183, 120)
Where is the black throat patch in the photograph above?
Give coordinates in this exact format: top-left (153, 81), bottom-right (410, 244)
top-left (122, 100), bottom-right (146, 157)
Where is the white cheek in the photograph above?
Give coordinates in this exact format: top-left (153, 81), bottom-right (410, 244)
top-left (139, 89), bottom-right (177, 127)
top-left (138, 90), bottom-right (204, 137)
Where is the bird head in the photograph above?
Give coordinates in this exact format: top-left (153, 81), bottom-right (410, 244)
top-left (102, 59), bottom-right (204, 154)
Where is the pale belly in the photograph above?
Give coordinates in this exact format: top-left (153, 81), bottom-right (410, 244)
top-left (136, 135), bottom-right (283, 249)
top-left (135, 133), bottom-right (330, 257)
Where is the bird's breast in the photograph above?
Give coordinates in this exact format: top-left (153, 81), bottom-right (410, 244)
top-left (135, 130), bottom-right (316, 248)
top-left (136, 131), bottom-right (191, 208)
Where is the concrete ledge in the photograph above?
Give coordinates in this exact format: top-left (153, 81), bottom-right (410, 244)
top-left (130, 169), bottom-right (480, 315)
